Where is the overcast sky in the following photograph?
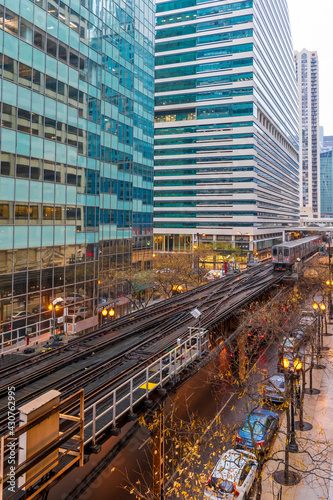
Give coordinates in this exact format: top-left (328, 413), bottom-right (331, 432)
top-left (288, 0), bottom-right (333, 136)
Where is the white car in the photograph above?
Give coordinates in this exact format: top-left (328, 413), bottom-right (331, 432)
top-left (203, 449), bottom-right (257, 499)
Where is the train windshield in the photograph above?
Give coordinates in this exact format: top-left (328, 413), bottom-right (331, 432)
top-left (284, 248), bottom-right (289, 256)
top-left (272, 248), bottom-right (277, 256)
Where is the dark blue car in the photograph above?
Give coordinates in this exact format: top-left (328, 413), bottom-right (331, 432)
top-left (235, 408), bottom-right (279, 454)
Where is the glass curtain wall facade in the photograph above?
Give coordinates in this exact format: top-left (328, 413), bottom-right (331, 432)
top-left (0, 0), bottom-right (154, 338)
top-left (320, 150), bottom-right (333, 218)
top-left (154, 0), bottom-right (299, 255)
top-left (295, 49), bottom-right (320, 218)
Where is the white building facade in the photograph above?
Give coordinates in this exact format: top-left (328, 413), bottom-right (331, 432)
top-left (295, 49), bottom-right (320, 218)
top-left (154, 0), bottom-right (300, 258)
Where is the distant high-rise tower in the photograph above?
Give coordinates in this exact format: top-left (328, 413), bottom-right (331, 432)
top-left (320, 150), bottom-right (333, 217)
top-left (295, 49), bottom-right (320, 218)
top-left (154, 0), bottom-right (300, 258)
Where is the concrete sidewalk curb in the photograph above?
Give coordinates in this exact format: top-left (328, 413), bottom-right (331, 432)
top-left (261, 318), bottom-right (333, 499)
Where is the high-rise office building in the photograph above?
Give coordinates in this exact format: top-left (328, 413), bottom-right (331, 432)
top-left (0, 0), bottom-right (155, 339)
top-left (323, 136), bottom-right (333, 150)
top-left (154, 0), bottom-right (299, 258)
top-left (295, 49), bottom-right (320, 218)
top-left (320, 147), bottom-right (333, 218)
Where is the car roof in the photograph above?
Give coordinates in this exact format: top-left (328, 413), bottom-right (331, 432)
top-left (212, 449), bottom-right (256, 480)
top-left (251, 408), bottom-right (279, 419)
top-left (269, 374), bottom-right (285, 384)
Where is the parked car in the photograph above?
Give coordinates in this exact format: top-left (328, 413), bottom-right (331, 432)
top-left (203, 449), bottom-right (257, 499)
top-left (235, 408), bottom-right (279, 454)
top-left (264, 374), bottom-right (300, 405)
top-left (289, 329), bottom-right (307, 343)
top-left (263, 375), bottom-right (286, 404)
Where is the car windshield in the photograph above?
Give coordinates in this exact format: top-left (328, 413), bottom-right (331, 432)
top-left (270, 378), bottom-right (284, 389)
top-left (242, 415), bottom-right (265, 435)
top-left (209, 478), bottom-right (234, 493)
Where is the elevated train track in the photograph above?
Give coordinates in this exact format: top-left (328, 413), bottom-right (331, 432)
top-left (0, 264), bottom-right (284, 440)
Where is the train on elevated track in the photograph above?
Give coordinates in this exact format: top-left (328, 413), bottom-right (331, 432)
top-left (272, 236), bottom-right (321, 270)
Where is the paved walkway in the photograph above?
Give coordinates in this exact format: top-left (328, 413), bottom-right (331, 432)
top-left (262, 318), bottom-right (333, 500)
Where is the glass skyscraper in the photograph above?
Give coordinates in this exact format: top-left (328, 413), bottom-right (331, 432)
top-left (295, 49), bottom-right (320, 218)
top-left (320, 149), bottom-right (333, 218)
top-left (154, 0), bottom-right (299, 258)
top-left (0, 0), bottom-right (155, 338)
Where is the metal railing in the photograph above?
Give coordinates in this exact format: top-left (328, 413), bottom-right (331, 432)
top-left (0, 320), bottom-right (53, 355)
top-left (83, 329), bottom-right (209, 446)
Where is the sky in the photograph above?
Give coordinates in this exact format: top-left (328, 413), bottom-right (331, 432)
top-left (288, 0), bottom-right (333, 136)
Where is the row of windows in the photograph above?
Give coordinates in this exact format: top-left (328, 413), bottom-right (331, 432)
top-left (155, 43), bottom-right (253, 66)
top-left (155, 57), bottom-right (253, 79)
top-left (0, 6), bottom-right (146, 92)
top-left (154, 188), bottom-right (254, 197)
top-left (100, 178), bottom-right (153, 204)
top-left (0, 6), bottom-right (99, 85)
top-left (154, 144), bottom-right (254, 156)
top-left (154, 155), bottom-right (254, 166)
top-left (154, 121), bottom-right (253, 136)
top-left (156, 1), bottom-right (252, 25)
top-left (154, 133), bottom-right (253, 146)
top-left (154, 177), bottom-right (254, 186)
top-left (156, 14), bottom-right (253, 39)
top-left (0, 203), bottom-right (80, 220)
top-left (156, 73), bottom-right (253, 94)
top-left (1, 101), bottom-right (136, 155)
top-left (154, 103), bottom-right (253, 123)
top-left (155, 28), bottom-right (253, 53)
top-left (154, 211), bottom-right (257, 217)
top-left (155, 87), bottom-right (253, 107)
top-left (154, 199), bottom-right (256, 207)
top-left (154, 166), bottom-right (254, 176)
top-left (1, 53), bottom-right (98, 122)
top-left (0, 151), bottom-right (152, 195)
top-left (0, 203), bottom-right (150, 230)
top-left (1, 102), bottom-right (86, 152)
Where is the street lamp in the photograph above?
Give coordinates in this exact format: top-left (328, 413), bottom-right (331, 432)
top-left (282, 356), bottom-right (302, 453)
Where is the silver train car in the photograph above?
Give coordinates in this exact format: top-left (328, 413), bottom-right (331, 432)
top-left (272, 236), bottom-right (321, 270)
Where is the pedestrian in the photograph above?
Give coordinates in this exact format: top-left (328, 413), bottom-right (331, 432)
top-left (26, 333), bottom-right (29, 346)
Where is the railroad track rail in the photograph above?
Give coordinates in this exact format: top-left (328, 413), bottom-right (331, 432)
top-left (0, 265), bottom-right (284, 439)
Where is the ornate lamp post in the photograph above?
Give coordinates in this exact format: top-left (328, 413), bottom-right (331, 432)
top-left (282, 356), bottom-right (302, 453)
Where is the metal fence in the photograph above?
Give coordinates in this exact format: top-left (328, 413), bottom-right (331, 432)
top-left (83, 328), bottom-right (209, 446)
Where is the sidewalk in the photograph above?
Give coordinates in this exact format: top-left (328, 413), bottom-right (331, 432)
top-left (262, 318), bottom-right (333, 499)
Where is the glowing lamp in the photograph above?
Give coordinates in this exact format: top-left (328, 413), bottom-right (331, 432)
top-left (109, 309), bottom-right (115, 317)
top-left (294, 359), bottom-right (302, 371)
top-left (313, 303), bottom-right (319, 310)
top-left (282, 357), bottom-right (290, 370)
top-left (102, 309), bottom-right (108, 316)
top-left (48, 304), bottom-right (53, 311)
top-left (320, 303), bottom-right (326, 311)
